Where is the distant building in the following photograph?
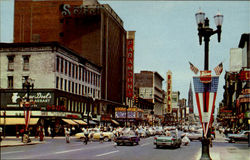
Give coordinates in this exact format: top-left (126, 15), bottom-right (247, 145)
top-left (188, 82), bottom-right (194, 113)
top-left (172, 91), bottom-right (180, 123)
top-left (134, 71), bottom-right (164, 125)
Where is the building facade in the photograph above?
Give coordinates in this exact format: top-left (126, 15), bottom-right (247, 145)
top-left (217, 33), bottom-right (249, 131)
top-left (134, 71), bottom-right (164, 125)
top-left (13, 0), bottom-right (128, 121)
top-left (0, 42), bottom-right (103, 136)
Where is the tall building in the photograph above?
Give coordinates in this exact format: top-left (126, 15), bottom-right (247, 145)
top-left (134, 71), bottom-right (164, 125)
top-left (188, 82), bottom-right (194, 113)
top-left (13, 0), bottom-right (128, 122)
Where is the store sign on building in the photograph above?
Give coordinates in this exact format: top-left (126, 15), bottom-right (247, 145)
top-left (126, 39), bottom-right (134, 98)
top-left (60, 4), bottom-right (101, 17)
top-left (0, 91), bottom-right (53, 108)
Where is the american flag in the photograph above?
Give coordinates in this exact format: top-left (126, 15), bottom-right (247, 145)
top-left (214, 62), bottom-right (223, 75)
top-left (189, 62), bottom-right (199, 74)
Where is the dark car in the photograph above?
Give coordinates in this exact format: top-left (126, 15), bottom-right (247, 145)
top-left (226, 130), bottom-right (250, 143)
top-left (114, 132), bottom-right (140, 146)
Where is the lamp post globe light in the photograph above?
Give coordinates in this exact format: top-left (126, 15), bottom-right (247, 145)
top-left (22, 77), bottom-right (34, 143)
top-left (195, 9), bottom-right (223, 160)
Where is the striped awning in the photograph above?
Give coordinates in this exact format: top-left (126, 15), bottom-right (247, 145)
top-left (0, 118), bottom-right (39, 125)
top-left (62, 119), bottom-right (78, 125)
top-left (73, 119), bottom-right (87, 125)
top-left (112, 119), bottom-right (119, 125)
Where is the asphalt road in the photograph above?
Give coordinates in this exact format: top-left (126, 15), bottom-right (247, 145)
top-left (1, 135), bottom-right (249, 160)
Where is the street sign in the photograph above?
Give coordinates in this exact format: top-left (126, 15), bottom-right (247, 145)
top-left (193, 76), bottom-right (219, 137)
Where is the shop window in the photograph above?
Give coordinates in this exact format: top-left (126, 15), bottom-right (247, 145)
top-left (8, 76), bottom-right (13, 88)
top-left (23, 55), bottom-right (30, 71)
top-left (7, 55), bottom-right (15, 71)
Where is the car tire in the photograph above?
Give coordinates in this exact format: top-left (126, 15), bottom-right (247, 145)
top-left (117, 143), bottom-right (120, 146)
top-left (136, 141), bottom-right (139, 145)
top-left (104, 137), bottom-right (109, 142)
top-left (156, 145), bottom-right (159, 149)
top-left (130, 142), bottom-right (134, 146)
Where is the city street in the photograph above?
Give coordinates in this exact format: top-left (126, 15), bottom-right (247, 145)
top-left (1, 132), bottom-right (249, 160)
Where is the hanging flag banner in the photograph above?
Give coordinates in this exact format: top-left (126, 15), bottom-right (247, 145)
top-left (193, 76), bottom-right (219, 138)
top-left (24, 106), bottom-right (31, 131)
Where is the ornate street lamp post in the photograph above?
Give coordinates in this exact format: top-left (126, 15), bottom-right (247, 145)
top-left (22, 77), bottom-right (34, 143)
top-left (195, 9), bottom-right (223, 160)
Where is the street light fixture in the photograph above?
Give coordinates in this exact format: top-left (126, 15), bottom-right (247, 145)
top-left (22, 77), bottom-right (34, 143)
top-left (195, 9), bottom-right (223, 160)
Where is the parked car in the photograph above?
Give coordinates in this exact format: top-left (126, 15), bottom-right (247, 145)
top-left (154, 132), bottom-right (181, 148)
top-left (114, 131), bottom-right (140, 146)
top-left (75, 128), bottom-right (114, 142)
top-left (225, 130), bottom-right (250, 143)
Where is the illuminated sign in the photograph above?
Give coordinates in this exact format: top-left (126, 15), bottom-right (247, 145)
top-left (126, 39), bottom-right (134, 98)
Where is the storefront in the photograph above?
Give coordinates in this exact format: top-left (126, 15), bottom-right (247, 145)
top-left (115, 107), bottom-right (143, 126)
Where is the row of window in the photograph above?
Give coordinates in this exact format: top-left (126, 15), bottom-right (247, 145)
top-left (56, 56), bottom-right (100, 87)
top-left (56, 77), bottom-right (100, 98)
top-left (7, 76), bottom-right (29, 88)
top-left (7, 55), bottom-right (30, 71)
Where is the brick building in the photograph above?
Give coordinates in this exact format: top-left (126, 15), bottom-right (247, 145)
top-left (13, 0), bottom-right (127, 123)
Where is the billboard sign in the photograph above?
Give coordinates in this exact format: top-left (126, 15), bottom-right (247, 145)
top-left (193, 76), bottom-right (219, 137)
top-left (126, 39), bottom-right (134, 98)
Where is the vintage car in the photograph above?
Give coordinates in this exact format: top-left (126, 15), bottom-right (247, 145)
top-left (226, 130), bottom-right (250, 143)
top-left (154, 132), bottom-right (181, 148)
top-left (114, 131), bottom-right (140, 146)
top-left (75, 128), bottom-right (114, 142)
top-left (181, 130), bottom-right (214, 141)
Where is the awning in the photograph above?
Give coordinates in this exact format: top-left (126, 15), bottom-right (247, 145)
top-left (112, 119), bottom-right (119, 125)
top-left (62, 119), bottom-right (78, 125)
top-left (73, 119), bottom-right (87, 125)
top-left (0, 118), bottom-right (39, 125)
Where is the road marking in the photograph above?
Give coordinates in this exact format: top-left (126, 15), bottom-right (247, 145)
top-left (96, 150), bottom-right (119, 157)
top-left (2, 151), bottom-right (24, 155)
top-left (140, 142), bottom-right (151, 147)
top-left (55, 148), bottom-right (83, 154)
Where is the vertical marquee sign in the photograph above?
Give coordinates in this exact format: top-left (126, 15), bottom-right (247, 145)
top-left (193, 75), bottom-right (219, 137)
top-left (126, 39), bottom-right (134, 98)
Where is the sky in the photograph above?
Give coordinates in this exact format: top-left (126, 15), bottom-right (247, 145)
top-left (0, 0), bottom-right (250, 115)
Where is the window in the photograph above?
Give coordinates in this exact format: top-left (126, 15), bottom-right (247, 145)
top-left (85, 86), bottom-right (87, 95)
top-left (79, 67), bottom-right (81, 80)
top-left (82, 68), bottom-right (85, 82)
top-left (65, 61), bottom-right (68, 75)
top-left (72, 64), bottom-right (75, 78)
top-left (56, 56), bottom-right (60, 72)
top-left (64, 79), bottom-right (67, 91)
top-left (56, 77), bottom-right (59, 89)
top-left (72, 82), bottom-right (74, 93)
top-left (75, 83), bottom-right (77, 94)
top-left (60, 78), bottom-right (63, 90)
top-left (76, 65), bottom-right (78, 79)
top-left (79, 84), bottom-right (81, 95)
top-left (23, 55), bottom-right (30, 71)
top-left (61, 58), bottom-right (64, 73)
top-left (68, 80), bottom-right (71, 92)
top-left (82, 85), bottom-right (84, 95)
top-left (7, 55), bottom-right (15, 71)
top-left (69, 62), bottom-right (71, 77)
top-left (8, 76), bottom-right (13, 88)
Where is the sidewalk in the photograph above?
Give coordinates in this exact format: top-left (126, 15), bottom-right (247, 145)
top-left (0, 136), bottom-right (52, 147)
top-left (195, 131), bottom-right (249, 160)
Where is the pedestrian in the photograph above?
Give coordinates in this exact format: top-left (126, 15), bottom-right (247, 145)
top-left (48, 126), bottom-right (51, 136)
top-left (99, 131), bottom-right (104, 143)
top-left (65, 128), bottom-right (70, 143)
top-left (84, 128), bottom-right (89, 145)
top-left (20, 128), bottom-right (24, 142)
top-left (0, 126), bottom-right (2, 142)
